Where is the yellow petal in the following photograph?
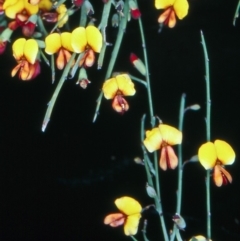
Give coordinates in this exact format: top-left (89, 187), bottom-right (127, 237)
top-left (173, 0), bottom-right (189, 20)
top-left (159, 124), bottom-right (182, 145)
top-left (86, 25), bottom-right (102, 53)
top-left (115, 196), bottom-right (142, 216)
top-left (61, 32), bottom-right (74, 52)
top-left (102, 77), bottom-right (119, 99)
top-left (24, 39), bottom-right (38, 64)
top-left (57, 11), bottom-right (68, 28)
top-left (143, 127), bottom-right (162, 152)
top-left (38, 0), bottom-right (52, 11)
top-left (189, 235), bottom-right (207, 241)
top-left (24, 0), bottom-right (39, 15)
top-left (3, 0), bottom-right (24, 19)
top-left (71, 27), bottom-right (87, 53)
top-left (155, 0), bottom-right (175, 9)
top-left (198, 142), bottom-right (217, 170)
top-left (12, 38), bottom-right (26, 60)
top-left (214, 139), bottom-right (235, 165)
top-left (124, 213), bottom-right (141, 236)
top-left (115, 74), bottom-right (136, 96)
top-left (45, 33), bottom-right (62, 54)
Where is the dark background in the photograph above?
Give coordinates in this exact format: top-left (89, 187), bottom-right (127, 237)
top-left (1, 0), bottom-right (240, 240)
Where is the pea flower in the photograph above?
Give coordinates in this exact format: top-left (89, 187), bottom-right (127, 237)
top-left (102, 74), bottom-right (136, 114)
top-left (104, 196), bottom-right (142, 236)
top-left (155, 0), bottom-right (189, 28)
top-left (45, 32), bottom-right (74, 70)
top-left (56, 4), bottom-right (68, 28)
top-left (189, 235), bottom-right (207, 241)
top-left (198, 140), bottom-right (235, 187)
top-left (3, 0), bottom-right (38, 34)
top-left (143, 124), bottom-right (182, 170)
top-left (11, 38), bottom-right (40, 80)
top-left (71, 25), bottom-right (102, 67)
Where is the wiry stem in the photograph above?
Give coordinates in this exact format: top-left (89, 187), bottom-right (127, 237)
top-left (170, 93), bottom-right (186, 241)
top-left (42, 53), bottom-right (76, 132)
top-left (200, 30), bottom-right (211, 240)
top-left (233, 0), bottom-right (240, 26)
top-left (92, 1), bottom-right (129, 122)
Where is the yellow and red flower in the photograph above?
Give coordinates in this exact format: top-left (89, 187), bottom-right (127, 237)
top-left (11, 38), bottom-right (40, 80)
top-left (102, 74), bottom-right (136, 113)
top-left (45, 26), bottom-right (102, 69)
top-left (104, 196), bottom-right (142, 236)
top-left (143, 124), bottom-right (182, 170)
top-left (71, 25), bottom-right (102, 67)
top-left (45, 32), bottom-right (74, 70)
top-left (155, 0), bottom-right (189, 28)
top-left (198, 140), bottom-right (235, 187)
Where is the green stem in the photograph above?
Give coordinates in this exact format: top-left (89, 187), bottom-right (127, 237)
top-left (171, 93), bottom-right (186, 241)
top-left (233, 0), bottom-right (240, 26)
top-left (92, 0), bottom-right (129, 122)
top-left (176, 93), bottom-right (186, 213)
top-left (51, 55), bottom-right (55, 84)
top-left (141, 115), bottom-right (169, 241)
top-left (37, 15), bottom-right (48, 37)
top-left (137, 14), bottom-right (154, 126)
top-left (142, 220), bottom-right (150, 241)
top-left (130, 236), bottom-right (138, 241)
top-left (42, 53), bottom-right (76, 132)
top-left (136, 0), bottom-right (168, 239)
top-left (79, 2), bottom-right (87, 27)
top-left (200, 30), bottom-right (211, 240)
top-left (129, 74), bottom-right (147, 87)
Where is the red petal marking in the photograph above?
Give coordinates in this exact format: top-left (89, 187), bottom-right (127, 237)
top-left (213, 164), bottom-right (232, 187)
top-left (112, 93), bottom-right (129, 114)
top-left (130, 53), bottom-right (138, 63)
top-left (0, 40), bottom-right (7, 55)
top-left (159, 145), bottom-right (178, 171)
top-left (158, 7), bottom-right (176, 28)
top-left (104, 213), bottom-right (126, 227)
top-left (131, 8), bottom-right (141, 19)
top-left (72, 0), bottom-right (84, 7)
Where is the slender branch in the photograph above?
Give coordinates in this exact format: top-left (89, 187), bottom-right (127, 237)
top-left (200, 30), bottom-right (211, 240)
top-left (233, 0), bottom-right (240, 26)
top-left (137, 14), bottom-right (154, 126)
top-left (129, 74), bottom-right (147, 87)
top-left (92, 1), bottom-right (129, 122)
top-left (171, 93), bottom-right (186, 241)
top-left (42, 53), bottom-right (76, 132)
top-left (176, 93), bottom-right (186, 213)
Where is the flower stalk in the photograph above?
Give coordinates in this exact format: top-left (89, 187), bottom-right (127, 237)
top-left (200, 30), bottom-right (211, 240)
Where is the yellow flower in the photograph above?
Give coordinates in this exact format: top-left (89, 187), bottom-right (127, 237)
top-left (189, 235), bottom-right (207, 241)
top-left (3, 0), bottom-right (38, 19)
top-left (143, 124), bottom-right (182, 170)
top-left (45, 32), bottom-right (74, 70)
top-left (104, 196), bottom-right (142, 236)
top-left (71, 25), bottom-right (102, 53)
top-left (56, 4), bottom-right (68, 28)
top-left (102, 74), bottom-right (136, 113)
top-left (155, 0), bottom-right (189, 28)
top-left (71, 25), bottom-right (102, 67)
top-left (198, 140), bottom-right (235, 187)
top-left (11, 38), bottom-right (40, 80)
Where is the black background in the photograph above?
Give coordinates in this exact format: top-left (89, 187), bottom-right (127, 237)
top-left (1, 0), bottom-right (240, 240)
